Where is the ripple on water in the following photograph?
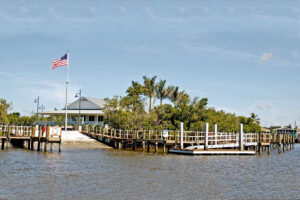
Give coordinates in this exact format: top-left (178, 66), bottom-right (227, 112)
top-left (0, 144), bottom-right (300, 199)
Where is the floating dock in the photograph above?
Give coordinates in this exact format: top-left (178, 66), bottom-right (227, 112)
top-left (169, 149), bottom-right (256, 155)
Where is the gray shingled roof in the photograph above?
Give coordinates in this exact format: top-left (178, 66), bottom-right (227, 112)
top-left (66, 97), bottom-right (106, 110)
top-left (84, 97), bottom-right (106, 108)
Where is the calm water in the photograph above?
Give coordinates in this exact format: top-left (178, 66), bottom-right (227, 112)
top-left (0, 143), bottom-right (299, 200)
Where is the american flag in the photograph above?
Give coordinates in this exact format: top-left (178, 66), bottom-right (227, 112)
top-left (52, 53), bottom-right (68, 69)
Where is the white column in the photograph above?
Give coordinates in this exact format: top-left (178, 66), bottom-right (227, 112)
top-left (239, 123), bottom-right (244, 151)
top-left (204, 123), bottom-right (209, 150)
top-left (214, 124), bottom-right (218, 145)
top-left (180, 122), bottom-right (184, 149)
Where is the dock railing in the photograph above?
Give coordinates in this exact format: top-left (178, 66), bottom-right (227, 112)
top-left (81, 123), bottom-right (296, 152)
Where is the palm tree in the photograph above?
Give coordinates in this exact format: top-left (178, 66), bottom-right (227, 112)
top-left (250, 113), bottom-right (260, 124)
top-left (143, 75), bottom-right (157, 112)
top-left (167, 86), bottom-right (179, 107)
top-left (156, 79), bottom-right (168, 105)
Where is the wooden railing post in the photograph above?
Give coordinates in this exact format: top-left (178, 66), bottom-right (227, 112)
top-left (214, 124), bottom-right (218, 145)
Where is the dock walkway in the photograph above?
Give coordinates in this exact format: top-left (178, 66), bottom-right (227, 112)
top-left (81, 122), bottom-right (296, 155)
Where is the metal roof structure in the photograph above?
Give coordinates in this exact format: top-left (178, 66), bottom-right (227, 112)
top-left (44, 97), bottom-right (106, 115)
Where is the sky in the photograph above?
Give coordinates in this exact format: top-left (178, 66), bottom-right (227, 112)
top-left (0, 0), bottom-right (300, 127)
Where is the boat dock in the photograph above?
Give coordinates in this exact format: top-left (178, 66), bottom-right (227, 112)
top-left (81, 122), bottom-right (296, 155)
top-left (0, 125), bottom-right (62, 152)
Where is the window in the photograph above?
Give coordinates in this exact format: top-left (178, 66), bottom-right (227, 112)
top-left (98, 116), bottom-right (104, 122)
top-left (89, 116), bottom-right (95, 121)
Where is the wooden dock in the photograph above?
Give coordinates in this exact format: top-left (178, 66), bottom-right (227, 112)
top-left (0, 125), bottom-right (62, 152)
top-left (81, 122), bottom-right (296, 155)
top-left (169, 149), bottom-right (256, 155)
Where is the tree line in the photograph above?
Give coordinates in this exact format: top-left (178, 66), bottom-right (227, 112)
top-left (0, 98), bottom-right (64, 126)
top-left (0, 98), bottom-right (36, 125)
top-left (103, 75), bottom-right (261, 132)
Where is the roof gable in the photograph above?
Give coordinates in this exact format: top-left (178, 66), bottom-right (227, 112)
top-left (66, 97), bottom-right (105, 110)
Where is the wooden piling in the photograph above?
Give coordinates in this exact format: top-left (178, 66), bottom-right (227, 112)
top-left (258, 133), bottom-right (261, 154)
top-left (147, 141), bottom-right (150, 152)
top-left (1, 139), bottom-right (4, 150)
top-left (37, 126), bottom-right (41, 151)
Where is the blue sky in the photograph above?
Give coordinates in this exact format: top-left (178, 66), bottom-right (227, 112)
top-left (1, 0), bottom-right (300, 127)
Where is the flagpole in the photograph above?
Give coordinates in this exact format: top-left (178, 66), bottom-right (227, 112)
top-left (65, 50), bottom-right (69, 131)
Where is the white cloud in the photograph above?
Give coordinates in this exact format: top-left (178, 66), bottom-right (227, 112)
top-left (48, 7), bottom-right (55, 12)
top-left (227, 6), bottom-right (235, 12)
top-left (260, 52), bottom-right (273, 62)
top-left (202, 6), bottom-right (209, 13)
top-left (0, 72), bottom-right (80, 114)
top-left (20, 6), bottom-right (28, 13)
top-left (292, 6), bottom-right (298, 13)
top-left (113, 44), bottom-right (160, 54)
top-left (119, 6), bottom-right (127, 13)
top-left (292, 51), bottom-right (299, 57)
top-left (180, 42), bottom-right (257, 60)
top-left (178, 6), bottom-right (186, 14)
top-left (144, 7), bottom-right (151, 13)
top-left (256, 103), bottom-right (272, 110)
top-left (90, 6), bottom-right (97, 13)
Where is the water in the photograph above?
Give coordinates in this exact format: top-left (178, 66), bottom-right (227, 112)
top-left (0, 143), bottom-right (299, 200)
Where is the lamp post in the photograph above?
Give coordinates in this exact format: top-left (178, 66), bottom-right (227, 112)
top-left (39, 105), bottom-right (45, 119)
top-left (34, 96), bottom-right (40, 117)
top-left (75, 89), bottom-right (82, 128)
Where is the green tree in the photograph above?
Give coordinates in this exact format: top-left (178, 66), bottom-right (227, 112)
top-left (156, 79), bottom-right (168, 105)
top-left (0, 98), bottom-right (11, 124)
top-left (142, 75), bottom-right (157, 112)
top-left (102, 75), bottom-right (261, 132)
top-left (126, 81), bottom-right (145, 111)
top-left (167, 86), bottom-right (179, 107)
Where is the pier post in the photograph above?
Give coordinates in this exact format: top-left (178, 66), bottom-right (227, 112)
top-left (278, 134), bottom-right (281, 153)
top-left (37, 126), bottom-right (41, 151)
top-left (283, 134), bottom-right (285, 152)
top-left (142, 131), bottom-right (146, 151)
top-left (142, 141), bottom-right (145, 151)
top-left (180, 122), bottom-right (184, 150)
top-left (239, 124), bottom-right (244, 151)
top-left (204, 123), bottom-right (209, 150)
top-left (58, 141), bottom-right (61, 152)
top-left (1, 139), bottom-right (4, 150)
top-left (214, 124), bottom-right (218, 145)
top-left (122, 140), bottom-right (126, 150)
top-left (132, 141), bottom-right (136, 151)
top-left (31, 126), bottom-right (35, 150)
top-left (147, 141), bottom-right (150, 152)
top-left (258, 133), bottom-right (261, 154)
top-left (27, 140), bottom-right (30, 150)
